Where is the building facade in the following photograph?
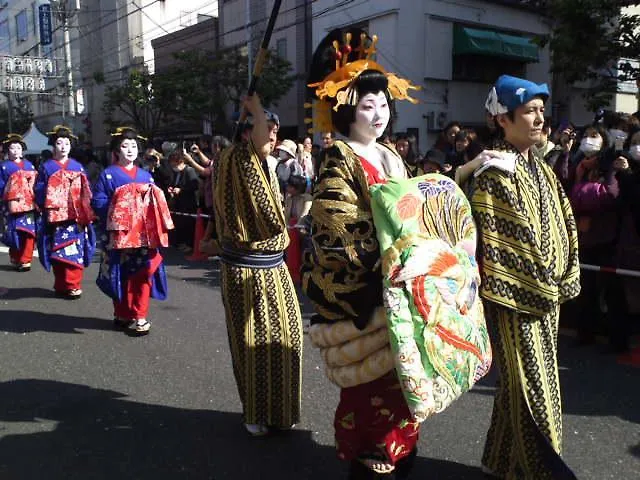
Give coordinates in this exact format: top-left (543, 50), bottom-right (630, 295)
top-left (76, 0), bottom-right (218, 146)
top-left (0, 1), bottom-right (218, 146)
top-left (219, 0), bottom-right (312, 140)
top-left (151, 15), bottom-right (219, 137)
top-left (311, 0), bottom-right (555, 151)
top-left (0, 0), bottom-right (80, 132)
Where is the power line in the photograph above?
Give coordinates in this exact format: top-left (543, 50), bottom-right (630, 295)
top-left (78, 0), bottom-right (349, 87)
top-left (76, 3), bottom-right (220, 72)
top-left (16, 0), bottom-right (357, 119)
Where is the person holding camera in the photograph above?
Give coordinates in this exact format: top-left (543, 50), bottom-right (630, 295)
top-left (545, 124), bottom-right (577, 192)
top-left (166, 150), bottom-right (199, 252)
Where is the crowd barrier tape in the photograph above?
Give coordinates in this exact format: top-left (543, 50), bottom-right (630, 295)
top-left (170, 210), bottom-right (211, 219)
top-left (168, 210), bottom-right (306, 230)
top-left (580, 263), bottom-right (640, 279)
top-left (165, 212), bottom-right (640, 275)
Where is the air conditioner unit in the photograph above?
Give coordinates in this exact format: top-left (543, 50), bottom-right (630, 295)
top-left (436, 111), bottom-right (448, 130)
top-left (424, 111), bottom-right (435, 131)
top-left (425, 111), bottom-right (449, 131)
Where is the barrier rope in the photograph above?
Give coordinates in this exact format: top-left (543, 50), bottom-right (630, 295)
top-left (579, 263), bottom-right (640, 279)
top-left (167, 212), bottom-right (640, 271)
top-left (169, 210), bottom-right (306, 229)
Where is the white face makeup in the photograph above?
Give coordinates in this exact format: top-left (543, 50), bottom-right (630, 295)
top-left (119, 138), bottom-right (139, 164)
top-left (8, 143), bottom-right (23, 161)
top-left (55, 137), bottom-right (71, 159)
top-left (350, 91), bottom-right (390, 143)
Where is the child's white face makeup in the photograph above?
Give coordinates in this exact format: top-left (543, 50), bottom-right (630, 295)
top-left (119, 139), bottom-right (139, 164)
top-left (8, 143), bottom-right (22, 161)
top-left (55, 137), bottom-right (71, 158)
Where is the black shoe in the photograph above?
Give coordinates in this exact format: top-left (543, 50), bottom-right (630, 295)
top-left (113, 318), bottom-right (133, 330)
top-left (54, 289), bottom-right (82, 300)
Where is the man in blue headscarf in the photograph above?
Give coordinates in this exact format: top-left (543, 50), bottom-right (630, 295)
top-left (472, 75), bottom-right (581, 479)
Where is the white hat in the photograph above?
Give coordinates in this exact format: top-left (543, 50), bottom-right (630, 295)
top-left (161, 141), bottom-right (178, 156)
top-left (276, 139), bottom-right (297, 158)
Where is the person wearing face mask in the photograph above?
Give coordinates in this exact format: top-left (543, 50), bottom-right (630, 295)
top-left (570, 124), bottom-right (624, 349)
top-left (0, 134), bottom-right (37, 271)
top-left (605, 111), bottom-right (630, 151)
top-left (92, 127), bottom-right (173, 335)
top-left (608, 129), bottom-right (640, 356)
top-left (35, 126), bottom-right (96, 300)
top-left (303, 29), bottom-right (423, 479)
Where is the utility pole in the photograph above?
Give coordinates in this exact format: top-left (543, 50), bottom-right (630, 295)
top-left (246, 0), bottom-right (252, 84)
top-left (51, 0), bottom-right (79, 118)
top-left (6, 94), bottom-right (12, 132)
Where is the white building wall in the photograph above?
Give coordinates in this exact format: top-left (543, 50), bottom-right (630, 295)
top-left (312, 0), bottom-right (553, 152)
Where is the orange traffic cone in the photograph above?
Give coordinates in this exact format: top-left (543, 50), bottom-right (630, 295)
top-left (186, 209), bottom-right (209, 261)
top-left (286, 217), bottom-right (301, 284)
top-left (617, 345), bottom-right (640, 368)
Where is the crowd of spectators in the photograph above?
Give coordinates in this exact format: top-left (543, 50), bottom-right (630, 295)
top-left (387, 111), bottom-right (640, 355)
top-left (9, 112), bottom-right (636, 352)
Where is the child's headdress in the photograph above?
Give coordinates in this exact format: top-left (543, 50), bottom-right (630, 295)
top-left (2, 133), bottom-right (26, 150)
top-left (110, 126), bottom-right (147, 142)
top-left (46, 125), bottom-right (77, 146)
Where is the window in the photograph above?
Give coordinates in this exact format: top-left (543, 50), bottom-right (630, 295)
top-left (0, 19), bottom-right (8, 39)
top-left (452, 55), bottom-right (526, 83)
top-left (0, 18), bottom-right (9, 52)
top-left (31, 2), bottom-right (37, 34)
top-left (15, 9), bottom-right (28, 42)
top-left (276, 38), bottom-right (287, 60)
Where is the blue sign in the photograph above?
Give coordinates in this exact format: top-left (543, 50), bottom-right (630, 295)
top-left (39, 4), bottom-right (52, 46)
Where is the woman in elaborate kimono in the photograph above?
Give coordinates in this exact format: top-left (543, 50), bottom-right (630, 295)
top-left (92, 127), bottom-right (173, 335)
top-left (0, 134), bottom-right (37, 271)
top-left (213, 95), bottom-right (303, 436)
top-left (35, 126), bottom-right (95, 299)
top-left (302, 29), bottom-right (422, 479)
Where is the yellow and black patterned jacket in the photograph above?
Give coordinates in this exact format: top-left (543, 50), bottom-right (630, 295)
top-left (471, 142), bottom-right (581, 316)
top-left (213, 140), bottom-right (289, 253)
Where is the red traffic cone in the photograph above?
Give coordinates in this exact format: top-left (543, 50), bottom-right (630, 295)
top-left (617, 345), bottom-right (640, 368)
top-left (186, 209), bottom-right (209, 261)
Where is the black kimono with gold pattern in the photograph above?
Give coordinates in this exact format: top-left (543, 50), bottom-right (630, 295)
top-left (213, 141), bottom-right (302, 428)
top-left (471, 142), bottom-right (580, 479)
top-left (301, 141), bottom-right (419, 465)
top-left (301, 141), bottom-right (404, 328)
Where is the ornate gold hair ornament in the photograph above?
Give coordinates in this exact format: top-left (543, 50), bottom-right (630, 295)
top-left (46, 125), bottom-right (78, 140)
top-left (306, 32), bottom-right (421, 133)
top-left (2, 133), bottom-right (25, 145)
top-left (110, 126), bottom-right (148, 142)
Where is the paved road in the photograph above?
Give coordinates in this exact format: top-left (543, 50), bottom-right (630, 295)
top-left (0, 248), bottom-right (638, 479)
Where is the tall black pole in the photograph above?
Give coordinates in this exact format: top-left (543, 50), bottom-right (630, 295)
top-left (233, 0), bottom-right (283, 142)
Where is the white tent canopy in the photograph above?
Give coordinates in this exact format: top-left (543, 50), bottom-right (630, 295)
top-left (21, 122), bottom-right (52, 155)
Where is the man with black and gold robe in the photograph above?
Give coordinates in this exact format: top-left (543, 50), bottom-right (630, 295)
top-left (472, 75), bottom-right (581, 479)
top-left (213, 95), bottom-right (302, 436)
